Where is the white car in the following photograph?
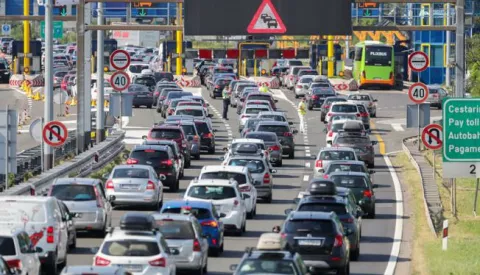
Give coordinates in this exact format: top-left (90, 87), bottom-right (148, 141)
top-left (198, 165), bottom-right (258, 219)
top-left (0, 228), bottom-right (41, 275)
top-left (60, 266), bottom-right (131, 275)
top-left (240, 105), bottom-right (272, 129)
top-left (127, 63), bottom-right (151, 80)
top-left (91, 80), bottom-right (114, 102)
top-left (326, 120), bottom-right (352, 146)
top-left (347, 93), bottom-right (378, 117)
top-left (221, 138), bottom-right (270, 165)
top-left (294, 75), bottom-right (316, 98)
top-left (184, 180), bottom-right (247, 235)
top-left (0, 196), bottom-right (69, 274)
top-left (325, 102), bottom-right (360, 123)
top-left (94, 213), bottom-right (176, 275)
top-left (256, 111), bottom-right (289, 123)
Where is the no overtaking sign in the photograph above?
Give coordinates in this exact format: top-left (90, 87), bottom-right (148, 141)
top-left (408, 51), bottom-right (429, 72)
top-left (110, 49), bottom-right (131, 71)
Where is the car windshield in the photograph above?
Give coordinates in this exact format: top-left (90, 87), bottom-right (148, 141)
top-left (154, 73), bottom-right (174, 82)
top-left (232, 142), bottom-right (265, 151)
top-left (248, 95), bottom-right (271, 101)
top-left (0, 237), bottom-right (15, 256)
top-left (130, 150), bottom-right (168, 161)
top-left (200, 172), bottom-right (247, 185)
top-left (214, 68), bottom-right (233, 74)
top-left (365, 46), bottom-right (392, 66)
top-left (216, 79), bottom-right (231, 86)
top-left (167, 92), bottom-right (192, 100)
top-left (178, 102), bottom-right (202, 108)
top-left (327, 164), bottom-right (366, 173)
top-left (348, 95), bottom-right (370, 101)
top-left (298, 203), bottom-right (347, 215)
top-left (257, 125), bottom-right (289, 134)
top-left (357, 105), bottom-right (367, 113)
top-left (299, 70), bottom-right (318, 76)
top-left (156, 220), bottom-right (195, 239)
top-left (259, 115), bottom-right (286, 122)
top-left (284, 220), bottom-right (334, 235)
top-left (331, 175), bottom-right (368, 188)
top-left (134, 78), bottom-right (156, 87)
top-left (129, 65), bottom-right (149, 73)
top-left (161, 207), bottom-right (212, 220)
top-left (0, 202), bottom-right (47, 223)
top-left (299, 77), bottom-right (314, 84)
top-left (101, 240), bottom-right (160, 257)
top-left (311, 82), bottom-right (331, 88)
top-left (112, 168), bottom-right (150, 179)
top-left (237, 259), bottom-right (297, 275)
top-left (312, 88), bottom-right (335, 95)
top-left (246, 133), bottom-right (276, 142)
top-left (238, 85), bottom-right (257, 92)
top-left (228, 159), bottom-right (265, 173)
top-left (195, 122), bottom-right (211, 135)
top-left (246, 108), bottom-right (269, 114)
top-left (176, 109), bottom-right (204, 117)
top-left (187, 186), bottom-right (237, 200)
top-left (51, 184), bottom-right (96, 201)
top-left (150, 129), bottom-right (182, 139)
top-left (319, 150), bottom-right (355, 161)
top-left (332, 104), bottom-right (357, 113)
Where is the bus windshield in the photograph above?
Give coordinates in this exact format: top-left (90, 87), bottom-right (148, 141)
top-left (365, 46), bottom-right (392, 66)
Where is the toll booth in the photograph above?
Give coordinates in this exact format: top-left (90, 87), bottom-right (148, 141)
top-left (11, 41), bottom-right (43, 74)
top-left (309, 44), bottom-right (343, 76)
top-left (159, 40), bottom-right (193, 73)
top-left (92, 39), bottom-right (118, 73)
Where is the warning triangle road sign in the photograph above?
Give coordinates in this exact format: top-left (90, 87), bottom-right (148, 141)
top-left (247, 0), bottom-right (287, 34)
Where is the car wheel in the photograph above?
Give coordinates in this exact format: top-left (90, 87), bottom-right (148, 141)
top-left (278, 159), bottom-right (283, 167)
top-left (351, 246), bottom-right (360, 261)
top-left (295, 93), bottom-right (299, 99)
top-left (265, 193), bottom-right (272, 203)
top-left (195, 154), bottom-right (201, 160)
top-left (288, 151), bottom-right (295, 159)
top-left (337, 262), bottom-right (350, 275)
top-left (368, 162), bottom-right (375, 168)
top-left (170, 179), bottom-right (179, 192)
top-left (185, 158), bottom-right (191, 168)
top-left (247, 207), bottom-right (255, 219)
top-left (320, 115), bottom-right (325, 122)
top-left (69, 234), bottom-right (77, 251)
top-left (147, 104), bottom-right (152, 109)
top-left (208, 146), bottom-right (215, 154)
top-left (212, 94), bottom-right (216, 99)
top-left (203, 259), bottom-right (208, 273)
top-left (367, 208), bottom-right (376, 219)
top-left (242, 220), bottom-right (247, 233)
top-left (46, 254), bottom-right (58, 275)
top-left (96, 224), bottom-right (106, 238)
top-left (308, 105), bottom-right (313, 110)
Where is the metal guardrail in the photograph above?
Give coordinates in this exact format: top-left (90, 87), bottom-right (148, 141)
top-left (1, 131), bottom-right (125, 196)
top-left (0, 130), bottom-right (77, 190)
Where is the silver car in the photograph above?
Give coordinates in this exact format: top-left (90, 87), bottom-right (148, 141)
top-left (104, 164), bottom-right (165, 210)
top-left (50, 178), bottom-right (113, 235)
top-left (239, 105), bottom-right (272, 132)
top-left (312, 147), bottom-right (359, 178)
top-left (294, 75), bottom-right (316, 98)
top-left (425, 85), bottom-right (449, 109)
top-left (152, 213), bottom-right (209, 273)
top-left (347, 93), bottom-right (378, 117)
top-left (60, 266), bottom-right (131, 275)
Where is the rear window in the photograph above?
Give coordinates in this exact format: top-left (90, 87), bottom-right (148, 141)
top-left (246, 108), bottom-right (268, 114)
top-left (237, 85), bottom-right (257, 92)
top-left (332, 104), bottom-right (358, 113)
top-left (326, 98), bottom-right (347, 104)
top-left (331, 175), bottom-right (368, 188)
top-left (298, 203), bottom-right (347, 215)
top-left (129, 65), bottom-right (149, 73)
top-left (195, 122), bottom-right (211, 135)
top-left (154, 73), bottom-right (174, 82)
top-left (257, 125), bottom-right (289, 134)
top-left (187, 186), bottom-right (237, 200)
top-left (332, 115), bottom-right (357, 121)
top-left (299, 70), bottom-right (318, 76)
top-left (150, 129), bottom-right (182, 139)
top-left (246, 133), bottom-right (276, 142)
top-left (319, 150), bottom-right (355, 161)
top-left (180, 125), bottom-right (196, 136)
top-left (258, 115), bottom-right (286, 122)
top-left (101, 240), bottom-right (160, 256)
top-left (299, 77), bottom-right (314, 84)
top-left (54, 71), bottom-right (68, 77)
top-left (0, 237), bottom-right (15, 256)
top-left (176, 109), bottom-right (204, 117)
top-left (238, 259), bottom-right (296, 274)
top-left (156, 220), bottom-right (195, 239)
top-left (134, 78), bottom-right (156, 87)
top-left (331, 123), bottom-right (345, 132)
top-left (161, 207), bottom-right (212, 220)
top-left (216, 79), bottom-right (231, 86)
top-left (288, 60), bottom-right (303, 66)
top-left (214, 68), bottom-right (234, 74)
top-left (200, 172), bottom-right (247, 185)
top-left (0, 201), bottom-right (47, 223)
top-left (51, 184), bottom-right (96, 201)
top-left (178, 102), bottom-right (202, 108)
top-left (248, 95), bottom-right (271, 101)
top-left (311, 83), bottom-right (331, 89)
top-left (284, 220), bottom-right (334, 235)
top-left (228, 159), bottom-right (265, 173)
top-left (327, 164), bottom-right (366, 173)
top-left (112, 168), bottom-right (150, 179)
top-left (130, 150), bottom-right (169, 161)
top-left (335, 137), bottom-right (370, 144)
top-left (167, 92), bottom-right (190, 100)
top-left (292, 67), bottom-right (310, 74)
top-left (348, 95), bottom-right (370, 101)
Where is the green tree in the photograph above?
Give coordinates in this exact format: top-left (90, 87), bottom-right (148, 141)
top-left (466, 34), bottom-right (480, 97)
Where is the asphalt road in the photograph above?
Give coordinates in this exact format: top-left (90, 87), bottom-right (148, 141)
top-left (66, 86), bottom-right (405, 275)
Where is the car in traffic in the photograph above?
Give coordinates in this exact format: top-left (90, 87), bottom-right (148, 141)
top-left (347, 93), bottom-right (378, 117)
top-left (144, 124), bottom-right (192, 167)
top-left (132, 75), bottom-right (156, 92)
top-left (313, 147), bottom-right (359, 178)
top-left (320, 97), bottom-right (348, 122)
top-left (0, 228), bottom-right (42, 275)
top-left (142, 139), bottom-right (187, 171)
top-left (325, 102), bottom-right (360, 124)
top-left (155, 86), bottom-right (182, 110)
top-left (306, 87), bottom-right (336, 110)
top-left (163, 120), bottom-right (202, 160)
top-left (425, 85), bottom-right (449, 109)
top-left (244, 131), bottom-right (283, 167)
top-left (209, 78), bottom-right (232, 99)
top-left (331, 131), bottom-right (377, 168)
top-left (294, 75), bottom-right (316, 98)
top-left (161, 91), bottom-right (194, 118)
top-left (128, 84), bottom-right (154, 109)
top-left (254, 121), bottom-right (297, 159)
top-left (153, 83), bottom-right (180, 107)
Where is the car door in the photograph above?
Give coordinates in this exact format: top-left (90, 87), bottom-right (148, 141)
top-left (58, 201), bottom-right (75, 245)
top-left (53, 200), bottom-right (69, 259)
top-left (19, 232), bottom-right (40, 275)
top-left (95, 182), bottom-right (112, 226)
top-left (192, 219), bottom-right (209, 256)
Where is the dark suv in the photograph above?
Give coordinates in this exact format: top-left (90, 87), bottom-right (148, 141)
top-left (194, 119), bottom-right (216, 154)
top-left (255, 121), bottom-right (297, 159)
top-left (273, 211), bottom-right (351, 275)
top-left (144, 125), bottom-right (192, 167)
top-left (143, 139), bottom-right (187, 172)
top-left (153, 83), bottom-right (179, 107)
top-left (127, 145), bottom-right (180, 192)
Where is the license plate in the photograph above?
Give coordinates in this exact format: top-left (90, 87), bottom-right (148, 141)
top-left (121, 184), bottom-right (138, 189)
top-left (120, 264), bottom-right (143, 272)
top-left (374, 77), bottom-right (382, 80)
top-left (137, 95), bottom-right (147, 97)
top-left (298, 239), bottom-right (323, 246)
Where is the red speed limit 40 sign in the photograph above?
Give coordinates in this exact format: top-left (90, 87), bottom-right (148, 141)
top-left (408, 82), bottom-right (429, 104)
top-left (110, 71), bottom-right (131, 91)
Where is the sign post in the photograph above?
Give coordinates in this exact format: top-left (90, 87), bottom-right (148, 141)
top-left (42, 121), bottom-right (68, 148)
top-left (109, 71), bottom-right (131, 130)
top-left (408, 51), bottom-right (430, 150)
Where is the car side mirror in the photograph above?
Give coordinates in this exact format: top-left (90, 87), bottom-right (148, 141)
top-left (230, 264), bottom-right (238, 271)
top-left (292, 130), bottom-right (298, 134)
top-left (270, 169), bottom-right (277, 174)
top-left (369, 170), bottom-right (376, 174)
top-left (373, 99), bottom-right (378, 102)
top-left (288, 122), bottom-right (293, 125)
top-left (219, 213), bottom-right (227, 218)
top-left (274, 99), bottom-right (278, 103)
top-left (142, 135), bottom-right (147, 140)
top-left (371, 141), bottom-right (378, 146)
top-left (123, 153), bottom-right (129, 160)
top-left (108, 195), bottom-right (116, 202)
top-left (284, 208), bottom-right (293, 215)
top-left (159, 174), bottom-right (167, 181)
top-left (373, 184), bottom-right (378, 189)
top-left (311, 155), bottom-right (317, 159)
top-left (208, 113), bottom-right (214, 118)
top-left (293, 198), bottom-right (300, 204)
top-left (272, 225), bottom-right (281, 233)
top-left (206, 103), bottom-right (210, 106)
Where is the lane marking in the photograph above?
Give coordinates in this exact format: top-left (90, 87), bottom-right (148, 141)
top-left (303, 175), bottom-right (309, 182)
top-left (370, 120), bottom-right (386, 155)
top-left (391, 123), bottom-right (405, 132)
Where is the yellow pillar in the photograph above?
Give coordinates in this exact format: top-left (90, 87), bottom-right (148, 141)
top-left (175, 2), bottom-right (183, 75)
top-left (254, 59), bottom-right (257, 77)
top-left (23, 0), bottom-right (30, 73)
top-left (327, 35), bottom-right (334, 77)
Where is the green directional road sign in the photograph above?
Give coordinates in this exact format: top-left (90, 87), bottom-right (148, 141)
top-left (138, 8), bottom-right (147, 16)
top-left (40, 21), bottom-right (63, 39)
top-left (363, 9), bottom-right (371, 16)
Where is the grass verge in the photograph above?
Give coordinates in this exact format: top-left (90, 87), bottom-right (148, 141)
top-left (393, 151), bottom-right (480, 274)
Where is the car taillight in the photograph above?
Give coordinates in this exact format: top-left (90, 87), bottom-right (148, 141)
top-left (356, 113), bottom-right (361, 117)
top-left (94, 256), bottom-right (111, 266)
top-left (149, 257), bottom-right (166, 267)
top-left (193, 239), bottom-right (201, 252)
top-left (215, 85), bottom-right (220, 89)
top-left (240, 185), bottom-right (251, 192)
top-left (241, 115), bottom-right (248, 118)
top-left (126, 158), bottom-right (138, 164)
top-left (334, 234), bottom-right (343, 247)
top-left (160, 96), bottom-right (166, 100)
top-left (323, 105), bottom-right (330, 109)
top-left (269, 145), bottom-right (280, 151)
top-left (360, 112), bottom-right (369, 117)
top-left (203, 133), bottom-right (213, 138)
top-left (328, 131), bottom-right (333, 137)
top-left (94, 187), bottom-right (104, 208)
top-left (327, 113), bottom-right (333, 116)
top-left (297, 85), bottom-right (302, 88)
top-left (312, 95), bottom-right (318, 100)
top-left (6, 259), bottom-right (21, 269)
top-left (363, 190), bottom-right (372, 198)
top-left (433, 94), bottom-right (439, 98)
top-left (362, 71), bottom-right (366, 78)
top-left (341, 218), bottom-right (354, 223)
top-left (168, 108), bottom-right (174, 114)
top-left (323, 174), bottom-right (329, 179)
top-left (201, 220), bottom-right (218, 227)
top-left (106, 180), bottom-right (114, 189)
top-left (161, 159), bottom-right (173, 166)
top-left (263, 173), bottom-right (271, 184)
top-left (154, 91), bottom-right (159, 96)
top-left (289, 76), bottom-right (294, 80)
top-left (147, 180), bottom-right (155, 190)
top-left (315, 160), bottom-right (323, 167)
top-left (47, 226), bottom-right (54, 243)
top-left (283, 132), bottom-right (293, 137)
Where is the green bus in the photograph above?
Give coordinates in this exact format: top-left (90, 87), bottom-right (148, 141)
top-left (353, 41), bottom-right (395, 89)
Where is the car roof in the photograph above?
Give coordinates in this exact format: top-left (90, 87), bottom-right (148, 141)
top-left (152, 125), bottom-right (182, 130)
top-left (247, 250), bottom-right (294, 260)
top-left (232, 138), bottom-right (264, 144)
top-left (163, 199), bottom-right (213, 209)
top-left (301, 195), bottom-right (346, 204)
top-left (201, 165), bottom-right (248, 173)
top-left (144, 139), bottom-right (177, 145)
top-left (246, 131), bottom-right (277, 137)
top-left (319, 146), bottom-right (356, 152)
top-left (327, 171), bottom-right (369, 177)
top-left (175, 105), bottom-right (204, 110)
top-left (325, 160), bottom-right (365, 166)
top-left (287, 211), bottom-right (335, 220)
top-left (331, 102), bottom-right (357, 106)
top-left (228, 154), bottom-right (264, 161)
top-left (151, 213), bottom-right (194, 222)
top-left (132, 145), bottom-right (170, 151)
top-left (190, 179), bottom-right (236, 186)
top-left (53, 178), bottom-right (100, 186)
top-left (257, 121), bottom-right (289, 126)
top-left (112, 164), bottom-right (153, 170)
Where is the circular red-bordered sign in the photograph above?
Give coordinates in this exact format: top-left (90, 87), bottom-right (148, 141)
top-left (110, 49), bottom-right (131, 71)
top-left (421, 124), bottom-right (443, 150)
top-left (408, 51), bottom-right (429, 72)
top-left (408, 82), bottom-right (429, 104)
top-left (110, 71), bottom-right (131, 91)
top-left (42, 121), bottom-right (68, 147)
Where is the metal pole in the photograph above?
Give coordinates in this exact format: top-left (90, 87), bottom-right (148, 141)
top-left (76, 0), bottom-right (86, 154)
top-left (455, 0), bottom-right (465, 97)
top-left (44, 0), bottom-right (54, 170)
top-left (5, 105), bottom-right (8, 191)
top-left (127, 3), bottom-right (131, 24)
top-left (433, 150), bottom-right (435, 182)
top-left (84, 2), bottom-right (93, 149)
top-left (445, 3), bottom-right (451, 87)
top-left (40, 118), bottom-right (44, 172)
top-left (327, 35), bottom-right (334, 77)
top-left (417, 74), bottom-right (421, 150)
top-left (23, 0), bottom-right (30, 72)
top-left (119, 93), bottom-right (123, 130)
top-left (175, 2), bottom-right (183, 75)
top-left (474, 179), bottom-right (479, 216)
top-left (96, 1), bottom-right (105, 143)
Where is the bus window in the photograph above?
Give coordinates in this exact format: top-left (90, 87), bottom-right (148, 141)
top-left (354, 47), bottom-right (362, 61)
top-left (365, 47), bottom-right (392, 66)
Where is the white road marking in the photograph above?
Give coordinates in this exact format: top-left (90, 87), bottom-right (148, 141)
top-left (383, 155), bottom-right (404, 275)
top-left (303, 175), bottom-right (309, 181)
top-left (391, 124), bottom-right (405, 132)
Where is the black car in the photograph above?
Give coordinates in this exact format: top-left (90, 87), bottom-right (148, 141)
top-left (194, 119), bottom-right (216, 154)
top-left (209, 78), bottom-right (232, 99)
top-left (245, 131), bottom-right (283, 166)
top-left (273, 211), bottom-right (351, 275)
top-left (133, 75), bottom-right (156, 92)
top-left (143, 139), bottom-right (187, 173)
top-left (320, 97), bottom-right (348, 122)
top-left (129, 84), bottom-right (154, 108)
top-left (0, 59), bottom-right (11, 84)
top-left (156, 87), bottom-right (183, 111)
top-left (127, 145), bottom-right (180, 192)
top-left (254, 121), bottom-right (297, 159)
top-left (306, 87), bottom-right (336, 110)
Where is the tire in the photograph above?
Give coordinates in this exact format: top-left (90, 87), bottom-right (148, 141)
top-left (46, 254), bottom-right (58, 275)
top-left (295, 93), bottom-right (299, 99)
top-left (185, 158), bottom-right (191, 168)
top-left (288, 150), bottom-right (295, 159)
top-left (367, 208), bottom-right (376, 219)
top-left (278, 159), bottom-right (283, 167)
top-left (209, 246), bottom-right (222, 257)
top-left (195, 154), bottom-right (201, 160)
top-left (320, 115), bottom-right (325, 122)
top-left (368, 162), bottom-right (375, 168)
top-left (265, 192), bottom-right (272, 203)
top-left (203, 259), bottom-right (208, 273)
top-left (308, 105), bottom-right (313, 110)
top-left (337, 262), bottom-right (350, 275)
top-left (147, 104), bottom-right (152, 109)
top-left (69, 234), bottom-right (76, 251)
top-left (351, 247), bottom-right (360, 261)
top-left (96, 224), bottom-right (106, 238)
top-left (170, 179), bottom-right (179, 192)
top-left (247, 207), bottom-right (255, 219)
top-left (208, 146), bottom-right (215, 154)
top-left (179, 167), bottom-right (184, 179)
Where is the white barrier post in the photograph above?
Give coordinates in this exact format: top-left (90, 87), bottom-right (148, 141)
top-left (442, 220), bottom-right (448, 250)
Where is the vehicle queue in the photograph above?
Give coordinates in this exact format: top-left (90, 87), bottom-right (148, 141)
top-left (0, 55), bottom-right (381, 275)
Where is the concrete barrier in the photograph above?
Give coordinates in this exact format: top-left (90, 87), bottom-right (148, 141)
top-left (174, 75), bottom-right (201, 87)
top-left (329, 78), bottom-right (358, 92)
top-left (247, 77), bottom-right (280, 89)
top-left (9, 74), bottom-right (24, 88)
